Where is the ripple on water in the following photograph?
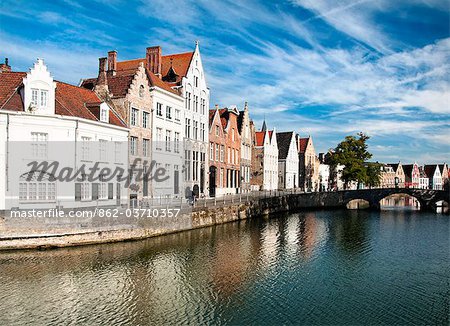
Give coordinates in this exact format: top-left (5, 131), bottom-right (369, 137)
top-left (0, 210), bottom-right (448, 325)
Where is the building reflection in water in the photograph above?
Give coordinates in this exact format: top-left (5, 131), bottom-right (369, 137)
top-left (380, 194), bottom-right (420, 210)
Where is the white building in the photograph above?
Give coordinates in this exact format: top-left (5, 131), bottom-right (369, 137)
top-left (319, 164), bottom-right (330, 192)
top-left (424, 165), bottom-right (442, 190)
top-left (148, 74), bottom-right (184, 199)
top-left (174, 43), bottom-right (210, 198)
top-left (276, 131), bottom-right (299, 189)
top-left (253, 125), bottom-right (278, 191)
top-left (0, 59), bottom-right (129, 210)
top-left (418, 167), bottom-right (429, 189)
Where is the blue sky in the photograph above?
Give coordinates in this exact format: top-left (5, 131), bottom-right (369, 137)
top-left (1, 0), bottom-right (449, 163)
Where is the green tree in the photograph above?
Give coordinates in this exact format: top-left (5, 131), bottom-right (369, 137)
top-left (365, 162), bottom-right (382, 188)
top-left (326, 133), bottom-right (380, 189)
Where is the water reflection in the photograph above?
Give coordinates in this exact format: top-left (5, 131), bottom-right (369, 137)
top-left (0, 210), bottom-right (448, 325)
top-left (380, 194), bottom-right (420, 210)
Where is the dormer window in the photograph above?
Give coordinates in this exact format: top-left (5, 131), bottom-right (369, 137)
top-left (100, 107), bottom-right (108, 122)
top-left (31, 89), bottom-right (38, 106)
top-left (40, 90), bottom-right (48, 107)
top-left (30, 89), bottom-right (48, 109)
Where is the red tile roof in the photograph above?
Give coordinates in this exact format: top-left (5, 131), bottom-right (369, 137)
top-left (0, 72), bottom-right (26, 110)
top-left (162, 52), bottom-right (193, 80)
top-left (209, 109), bottom-right (217, 127)
top-left (115, 52), bottom-right (194, 80)
top-left (298, 137), bottom-right (309, 153)
top-left (255, 131), bottom-right (265, 146)
top-left (0, 72), bottom-right (126, 127)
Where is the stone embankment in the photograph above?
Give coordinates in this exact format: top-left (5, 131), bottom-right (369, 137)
top-left (1, 188), bottom-right (447, 250)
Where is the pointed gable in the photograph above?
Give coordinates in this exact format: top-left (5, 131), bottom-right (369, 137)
top-left (277, 132), bottom-right (294, 160)
top-left (298, 137), bottom-right (309, 153)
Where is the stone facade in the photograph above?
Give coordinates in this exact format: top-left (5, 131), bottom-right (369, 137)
top-left (82, 53), bottom-right (154, 206)
top-left (298, 135), bottom-right (320, 192)
top-left (380, 164), bottom-right (396, 188)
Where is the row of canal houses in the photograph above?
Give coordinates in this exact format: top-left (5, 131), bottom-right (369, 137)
top-left (0, 43), bottom-right (323, 210)
top-left (379, 163), bottom-right (449, 190)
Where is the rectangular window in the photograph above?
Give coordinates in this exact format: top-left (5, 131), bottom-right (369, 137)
top-left (220, 168), bottom-right (224, 188)
top-left (114, 142), bottom-right (122, 163)
top-left (143, 166), bottom-right (149, 197)
top-left (215, 144), bottom-right (219, 162)
top-left (81, 183), bottom-right (90, 200)
top-left (185, 118), bottom-right (191, 138)
top-left (193, 121), bottom-right (198, 140)
top-left (165, 130), bottom-right (171, 152)
top-left (131, 108), bottom-right (139, 126)
top-left (143, 138), bottom-right (150, 156)
top-left (31, 132), bottom-right (48, 158)
top-left (184, 150), bottom-right (191, 181)
top-left (200, 123), bottom-right (205, 141)
top-left (166, 106), bottom-right (172, 119)
top-left (38, 183), bottom-right (46, 200)
top-left (99, 139), bottom-right (107, 161)
top-left (31, 89), bottom-right (38, 106)
top-left (186, 92), bottom-right (191, 110)
top-left (130, 136), bottom-right (138, 155)
top-left (108, 183), bottom-right (113, 199)
top-left (81, 136), bottom-right (91, 160)
top-left (99, 183), bottom-right (107, 199)
top-left (156, 128), bottom-right (162, 150)
top-left (142, 111), bottom-right (149, 128)
top-left (175, 109), bottom-right (180, 121)
top-left (174, 132), bottom-right (180, 153)
top-left (40, 90), bottom-right (48, 108)
top-left (220, 145), bottom-right (224, 162)
top-left (92, 183), bottom-right (99, 200)
top-left (156, 103), bottom-right (163, 116)
top-left (210, 142), bottom-right (214, 160)
top-left (100, 108), bottom-right (108, 122)
top-left (75, 183), bottom-right (81, 201)
top-left (19, 183), bottom-right (27, 200)
top-left (215, 125), bottom-right (219, 136)
top-left (48, 183), bottom-right (56, 200)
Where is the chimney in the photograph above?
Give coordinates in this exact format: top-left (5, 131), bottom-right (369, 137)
top-left (107, 50), bottom-right (117, 76)
top-left (146, 46), bottom-right (162, 77)
top-left (97, 57), bottom-right (107, 86)
top-left (0, 58), bottom-right (11, 72)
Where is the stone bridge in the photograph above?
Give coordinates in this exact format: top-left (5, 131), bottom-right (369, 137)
top-left (259, 188), bottom-right (450, 213)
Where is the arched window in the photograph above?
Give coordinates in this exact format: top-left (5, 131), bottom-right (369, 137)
top-left (139, 85), bottom-right (145, 98)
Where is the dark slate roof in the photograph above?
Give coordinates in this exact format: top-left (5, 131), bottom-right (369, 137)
top-left (424, 165), bottom-right (438, 178)
top-left (387, 163), bottom-right (400, 172)
top-left (276, 132), bottom-right (294, 160)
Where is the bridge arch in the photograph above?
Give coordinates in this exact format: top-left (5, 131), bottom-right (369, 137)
top-left (341, 188), bottom-right (449, 212)
top-left (378, 193), bottom-right (422, 210)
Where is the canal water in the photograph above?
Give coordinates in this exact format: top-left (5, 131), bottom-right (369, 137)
top-left (0, 209), bottom-right (448, 325)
